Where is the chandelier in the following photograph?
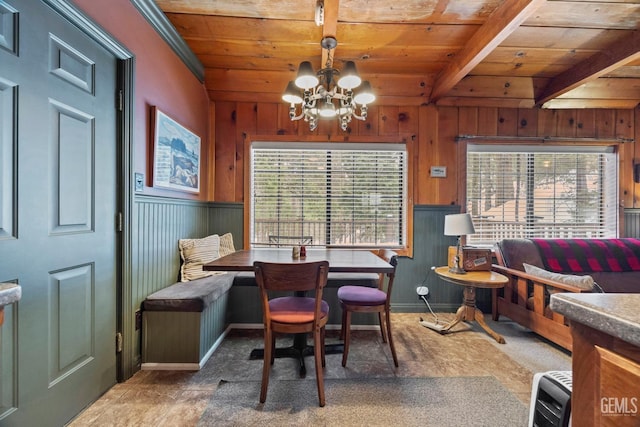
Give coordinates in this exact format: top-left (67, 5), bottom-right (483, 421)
top-left (282, 37), bottom-right (375, 131)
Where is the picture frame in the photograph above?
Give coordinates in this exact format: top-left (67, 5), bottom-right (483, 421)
top-left (151, 107), bottom-right (201, 193)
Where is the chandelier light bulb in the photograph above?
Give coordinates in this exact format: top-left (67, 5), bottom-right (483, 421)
top-left (318, 100), bottom-right (337, 118)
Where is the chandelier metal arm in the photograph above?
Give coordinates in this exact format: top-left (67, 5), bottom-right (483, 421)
top-left (349, 106), bottom-right (368, 121)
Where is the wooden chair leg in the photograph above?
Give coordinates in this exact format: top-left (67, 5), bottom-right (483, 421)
top-left (260, 327), bottom-right (272, 403)
top-left (378, 312), bottom-right (388, 343)
top-left (342, 310), bottom-right (352, 367)
top-left (385, 309), bottom-right (398, 367)
top-left (314, 327), bottom-right (326, 407)
top-left (340, 304), bottom-right (347, 340)
top-left (270, 333), bottom-right (276, 365)
top-left (321, 326), bottom-right (326, 367)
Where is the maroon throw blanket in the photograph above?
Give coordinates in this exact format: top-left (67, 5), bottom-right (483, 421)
top-left (531, 238), bottom-right (640, 273)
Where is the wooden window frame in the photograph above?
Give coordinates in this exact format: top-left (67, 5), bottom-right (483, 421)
top-left (244, 134), bottom-right (414, 258)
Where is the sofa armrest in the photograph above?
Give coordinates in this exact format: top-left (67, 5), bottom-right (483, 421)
top-left (492, 264), bottom-right (591, 293)
top-left (491, 263), bottom-right (591, 322)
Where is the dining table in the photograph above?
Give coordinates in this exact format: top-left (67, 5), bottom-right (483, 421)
top-left (203, 248), bottom-right (394, 273)
top-left (203, 248), bottom-right (394, 376)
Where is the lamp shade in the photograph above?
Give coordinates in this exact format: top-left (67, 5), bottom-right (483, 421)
top-left (337, 61), bottom-right (362, 89)
top-left (444, 213), bottom-right (475, 236)
top-left (318, 100), bottom-right (337, 118)
top-left (282, 81), bottom-right (303, 104)
top-left (353, 81), bottom-right (375, 105)
top-left (294, 61), bottom-right (319, 89)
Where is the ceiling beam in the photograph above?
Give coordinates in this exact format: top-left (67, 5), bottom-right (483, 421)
top-left (321, 0), bottom-right (339, 68)
top-left (535, 30), bottom-right (640, 106)
top-left (429, 0), bottom-right (546, 103)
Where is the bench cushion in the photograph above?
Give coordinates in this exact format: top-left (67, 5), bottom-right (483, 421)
top-left (143, 270), bottom-right (379, 314)
top-left (143, 273), bottom-right (234, 312)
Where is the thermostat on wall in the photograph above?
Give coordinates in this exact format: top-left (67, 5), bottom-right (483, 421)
top-left (431, 166), bottom-right (447, 178)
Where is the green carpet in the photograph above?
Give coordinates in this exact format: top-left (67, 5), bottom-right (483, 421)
top-left (198, 376), bottom-right (528, 426)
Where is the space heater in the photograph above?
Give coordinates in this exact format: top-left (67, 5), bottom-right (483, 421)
top-left (528, 370), bottom-right (572, 427)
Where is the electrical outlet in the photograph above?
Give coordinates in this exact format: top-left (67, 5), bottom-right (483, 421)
top-left (416, 286), bottom-right (429, 297)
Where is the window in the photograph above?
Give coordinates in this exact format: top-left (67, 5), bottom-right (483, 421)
top-left (250, 142), bottom-right (407, 249)
top-left (466, 144), bottom-right (618, 246)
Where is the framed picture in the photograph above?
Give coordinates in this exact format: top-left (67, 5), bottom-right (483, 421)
top-left (151, 107), bottom-right (201, 193)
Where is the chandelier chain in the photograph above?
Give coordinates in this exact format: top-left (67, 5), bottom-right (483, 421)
top-left (324, 46), bottom-right (333, 70)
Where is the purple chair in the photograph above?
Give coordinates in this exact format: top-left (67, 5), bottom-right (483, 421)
top-left (337, 249), bottom-right (399, 367)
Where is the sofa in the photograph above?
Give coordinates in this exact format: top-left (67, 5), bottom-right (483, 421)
top-left (492, 238), bottom-right (640, 351)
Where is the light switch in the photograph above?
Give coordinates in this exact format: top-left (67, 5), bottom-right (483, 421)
top-left (135, 173), bottom-right (144, 192)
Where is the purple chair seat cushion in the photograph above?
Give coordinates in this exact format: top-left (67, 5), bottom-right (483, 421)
top-left (269, 296), bottom-right (329, 324)
top-left (338, 285), bottom-right (386, 305)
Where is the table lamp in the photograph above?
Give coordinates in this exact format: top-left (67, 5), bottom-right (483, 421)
top-left (444, 213), bottom-right (476, 274)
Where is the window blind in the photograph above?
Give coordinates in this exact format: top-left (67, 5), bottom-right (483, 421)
top-left (251, 144), bottom-right (406, 248)
top-left (466, 144), bottom-right (618, 245)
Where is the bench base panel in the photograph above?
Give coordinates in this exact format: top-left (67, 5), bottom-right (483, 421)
top-left (142, 293), bottom-right (229, 370)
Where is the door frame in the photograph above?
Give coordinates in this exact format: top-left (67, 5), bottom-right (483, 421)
top-left (42, 0), bottom-right (135, 380)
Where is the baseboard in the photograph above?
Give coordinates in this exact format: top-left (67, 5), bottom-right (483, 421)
top-left (228, 322), bottom-right (263, 329)
top-left (141, 362), bottom-right (202, 371)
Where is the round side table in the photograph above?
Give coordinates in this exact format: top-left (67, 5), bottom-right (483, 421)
top-left (432, 266), bottom-right (508, 343)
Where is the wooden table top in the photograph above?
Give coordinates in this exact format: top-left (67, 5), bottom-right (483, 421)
top-left (434, 266), bottom-right (508, 289)
top-left (203, 248), bottom-right (394, 273)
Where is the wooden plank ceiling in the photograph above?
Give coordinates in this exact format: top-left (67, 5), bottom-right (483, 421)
top-left (155, 0), bottom-right (640, 109)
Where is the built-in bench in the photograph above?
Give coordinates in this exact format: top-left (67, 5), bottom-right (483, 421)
top-left (141, 270), bottom-right (379, 370)
top-left (141, 273), bottom-right (234, 370)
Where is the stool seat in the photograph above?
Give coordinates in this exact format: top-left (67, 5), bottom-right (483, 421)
top-left (337, 286), bottom-right (386, 305)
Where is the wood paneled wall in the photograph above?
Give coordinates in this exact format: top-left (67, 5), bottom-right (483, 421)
top-left (126, 106), bottom-right (640, 371)
top-left (213, 102), bottom-right (640, 210)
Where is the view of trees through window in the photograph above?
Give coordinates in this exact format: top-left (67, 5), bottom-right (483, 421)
top-left (251, 145), bottom-right (406, 248)
top-left (466, 145), bottom-right (618, 246)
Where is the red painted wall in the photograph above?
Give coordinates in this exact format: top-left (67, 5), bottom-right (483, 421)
top-left (71, 0), bottom-right (211, 199)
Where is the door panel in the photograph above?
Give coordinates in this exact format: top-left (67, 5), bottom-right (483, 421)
top-left (0, 0), bottom-right (118, 425)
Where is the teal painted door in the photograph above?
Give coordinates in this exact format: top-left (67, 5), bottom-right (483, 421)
top-left (0, 0), bottom-right (118, 425)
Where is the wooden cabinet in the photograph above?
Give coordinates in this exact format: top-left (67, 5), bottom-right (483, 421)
top-left (571, 322), bottom-right (640, 426)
